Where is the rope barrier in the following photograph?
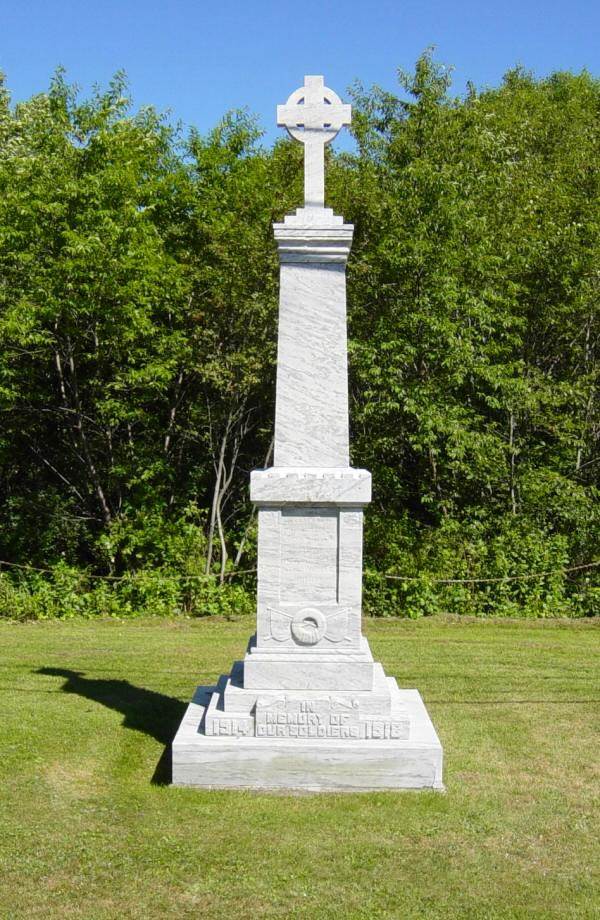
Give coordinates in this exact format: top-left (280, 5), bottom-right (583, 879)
top-left (0, 558), bottom-right (597, 585)
top-left (0, 560), bottom-right (257, 582)
top-left (368, 560), bottom-right (600, 584)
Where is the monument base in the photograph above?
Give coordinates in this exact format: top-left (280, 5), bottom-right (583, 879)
top-left (172, 687), bottom-right (443, 792)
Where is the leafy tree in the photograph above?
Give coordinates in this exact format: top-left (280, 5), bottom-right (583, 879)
top-left (0, 56), bottom-right (598, 618)
top-left (330, 52), bottom-right (599, 615)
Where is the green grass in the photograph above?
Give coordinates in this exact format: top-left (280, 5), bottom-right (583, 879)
top-left (1, 615), bottom-right (598, 919)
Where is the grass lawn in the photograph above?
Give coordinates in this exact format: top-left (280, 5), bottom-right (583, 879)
top-left (0, 615), bottom-right (598, 919)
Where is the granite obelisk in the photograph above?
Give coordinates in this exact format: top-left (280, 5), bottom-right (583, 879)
top-left (172, 76), bottom-right (443, 791)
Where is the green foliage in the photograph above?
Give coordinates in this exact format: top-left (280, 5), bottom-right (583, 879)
top-left (0, 564), bottom-right (254, 622)
top-left (0, 55), bottom-right (598, 618)
top-left (333, 52), bottom-right (600, 617)
top-left (363, 514), bottom-right (597, 619)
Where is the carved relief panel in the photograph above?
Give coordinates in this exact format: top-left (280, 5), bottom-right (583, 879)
top-left (255, 505), bottom-right (364, 651)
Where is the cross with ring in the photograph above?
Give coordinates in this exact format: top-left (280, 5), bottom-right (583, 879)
top-left (277, 75), bottom-right (351, 208)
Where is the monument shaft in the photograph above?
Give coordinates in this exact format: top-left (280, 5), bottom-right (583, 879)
top-left (274, 260), bottom-right (349, 468)
top-left (249, 210), bottom-right (370, 681)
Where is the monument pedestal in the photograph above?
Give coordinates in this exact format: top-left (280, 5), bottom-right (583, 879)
top-left (172, 77), bottom-right (443, 792)
top-left (173, 686), bottom-right (442, 792)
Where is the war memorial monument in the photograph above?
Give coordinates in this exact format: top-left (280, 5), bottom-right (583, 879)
top-left (172, 76), bottom-right (443, 791)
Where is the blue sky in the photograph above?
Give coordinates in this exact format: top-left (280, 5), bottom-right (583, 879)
top-left (1, 0), bottom-right (598, 148)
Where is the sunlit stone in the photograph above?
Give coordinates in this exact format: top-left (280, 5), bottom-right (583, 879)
top-left (172, 76), bottom-right (443, 791)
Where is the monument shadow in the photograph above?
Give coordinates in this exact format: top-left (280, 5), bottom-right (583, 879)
top-left (36, 667), bottom-right (186, 785)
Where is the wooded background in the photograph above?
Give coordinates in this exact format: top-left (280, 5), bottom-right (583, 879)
top-left (0, 53), bottom-right (598, 618)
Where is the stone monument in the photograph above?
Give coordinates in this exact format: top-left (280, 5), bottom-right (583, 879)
top-left (172, 76), bottom-right (443, 791)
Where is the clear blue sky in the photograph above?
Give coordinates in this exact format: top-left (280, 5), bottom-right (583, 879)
top-left (2, 0), bottom-right (598, 147)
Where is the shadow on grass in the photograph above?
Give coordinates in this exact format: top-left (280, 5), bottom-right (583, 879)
top-left (36, 667), bottom-right (186, 786)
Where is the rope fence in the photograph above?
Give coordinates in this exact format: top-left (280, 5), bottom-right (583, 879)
top-left (370, 560), bottom-right (600, 584)
top-left (0, 560), bottom-right (257, 581)
top-left (0, 558), bottom-right (598, 585)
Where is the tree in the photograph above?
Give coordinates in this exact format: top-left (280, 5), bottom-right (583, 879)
top-left (329, 53), bottom-right (599, 614)
top-left (0, 58), bottom-right (598, 618)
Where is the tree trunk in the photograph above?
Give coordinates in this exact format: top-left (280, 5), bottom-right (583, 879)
top-left (509, 409), bottom-right (517, 515)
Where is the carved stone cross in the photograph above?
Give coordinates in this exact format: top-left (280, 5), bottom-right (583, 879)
top-left (277, 75), bottom-right (351, 208)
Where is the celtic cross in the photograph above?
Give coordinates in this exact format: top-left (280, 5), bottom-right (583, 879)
top-left (277, 75), bottom-right (351, 208)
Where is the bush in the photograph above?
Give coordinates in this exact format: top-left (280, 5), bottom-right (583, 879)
top-left (362, 515), bottom-right (596, 618)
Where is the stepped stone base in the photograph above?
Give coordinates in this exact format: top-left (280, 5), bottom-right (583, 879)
top-left (172, 683), bottom-right (443, 792)
top-left (243, 642), bottom-right (376, 691)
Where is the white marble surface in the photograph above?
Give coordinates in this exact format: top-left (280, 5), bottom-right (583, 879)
top-left (172, 688), bottom-right (443, 791)
top-left (254, 506), bottom-right (365, 654)
top-left (244, 650), bottom-right (375, 691)
top-left (276, 207), bottom-right (346, 228)
top-left (223, 661), bottom-right (394, 717)
top-left (204, 671), bottom-right (410, 741)
top-left (273, 220), bottom-right (353, 263)
top-left (274, 260), bottom-right (350, 468)
top-left (171, 76), bottom-right (444, 792)
top-left (250, 467), bottom-right (371, 504)
top-left (277, 76), bottom-right (351, 209)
